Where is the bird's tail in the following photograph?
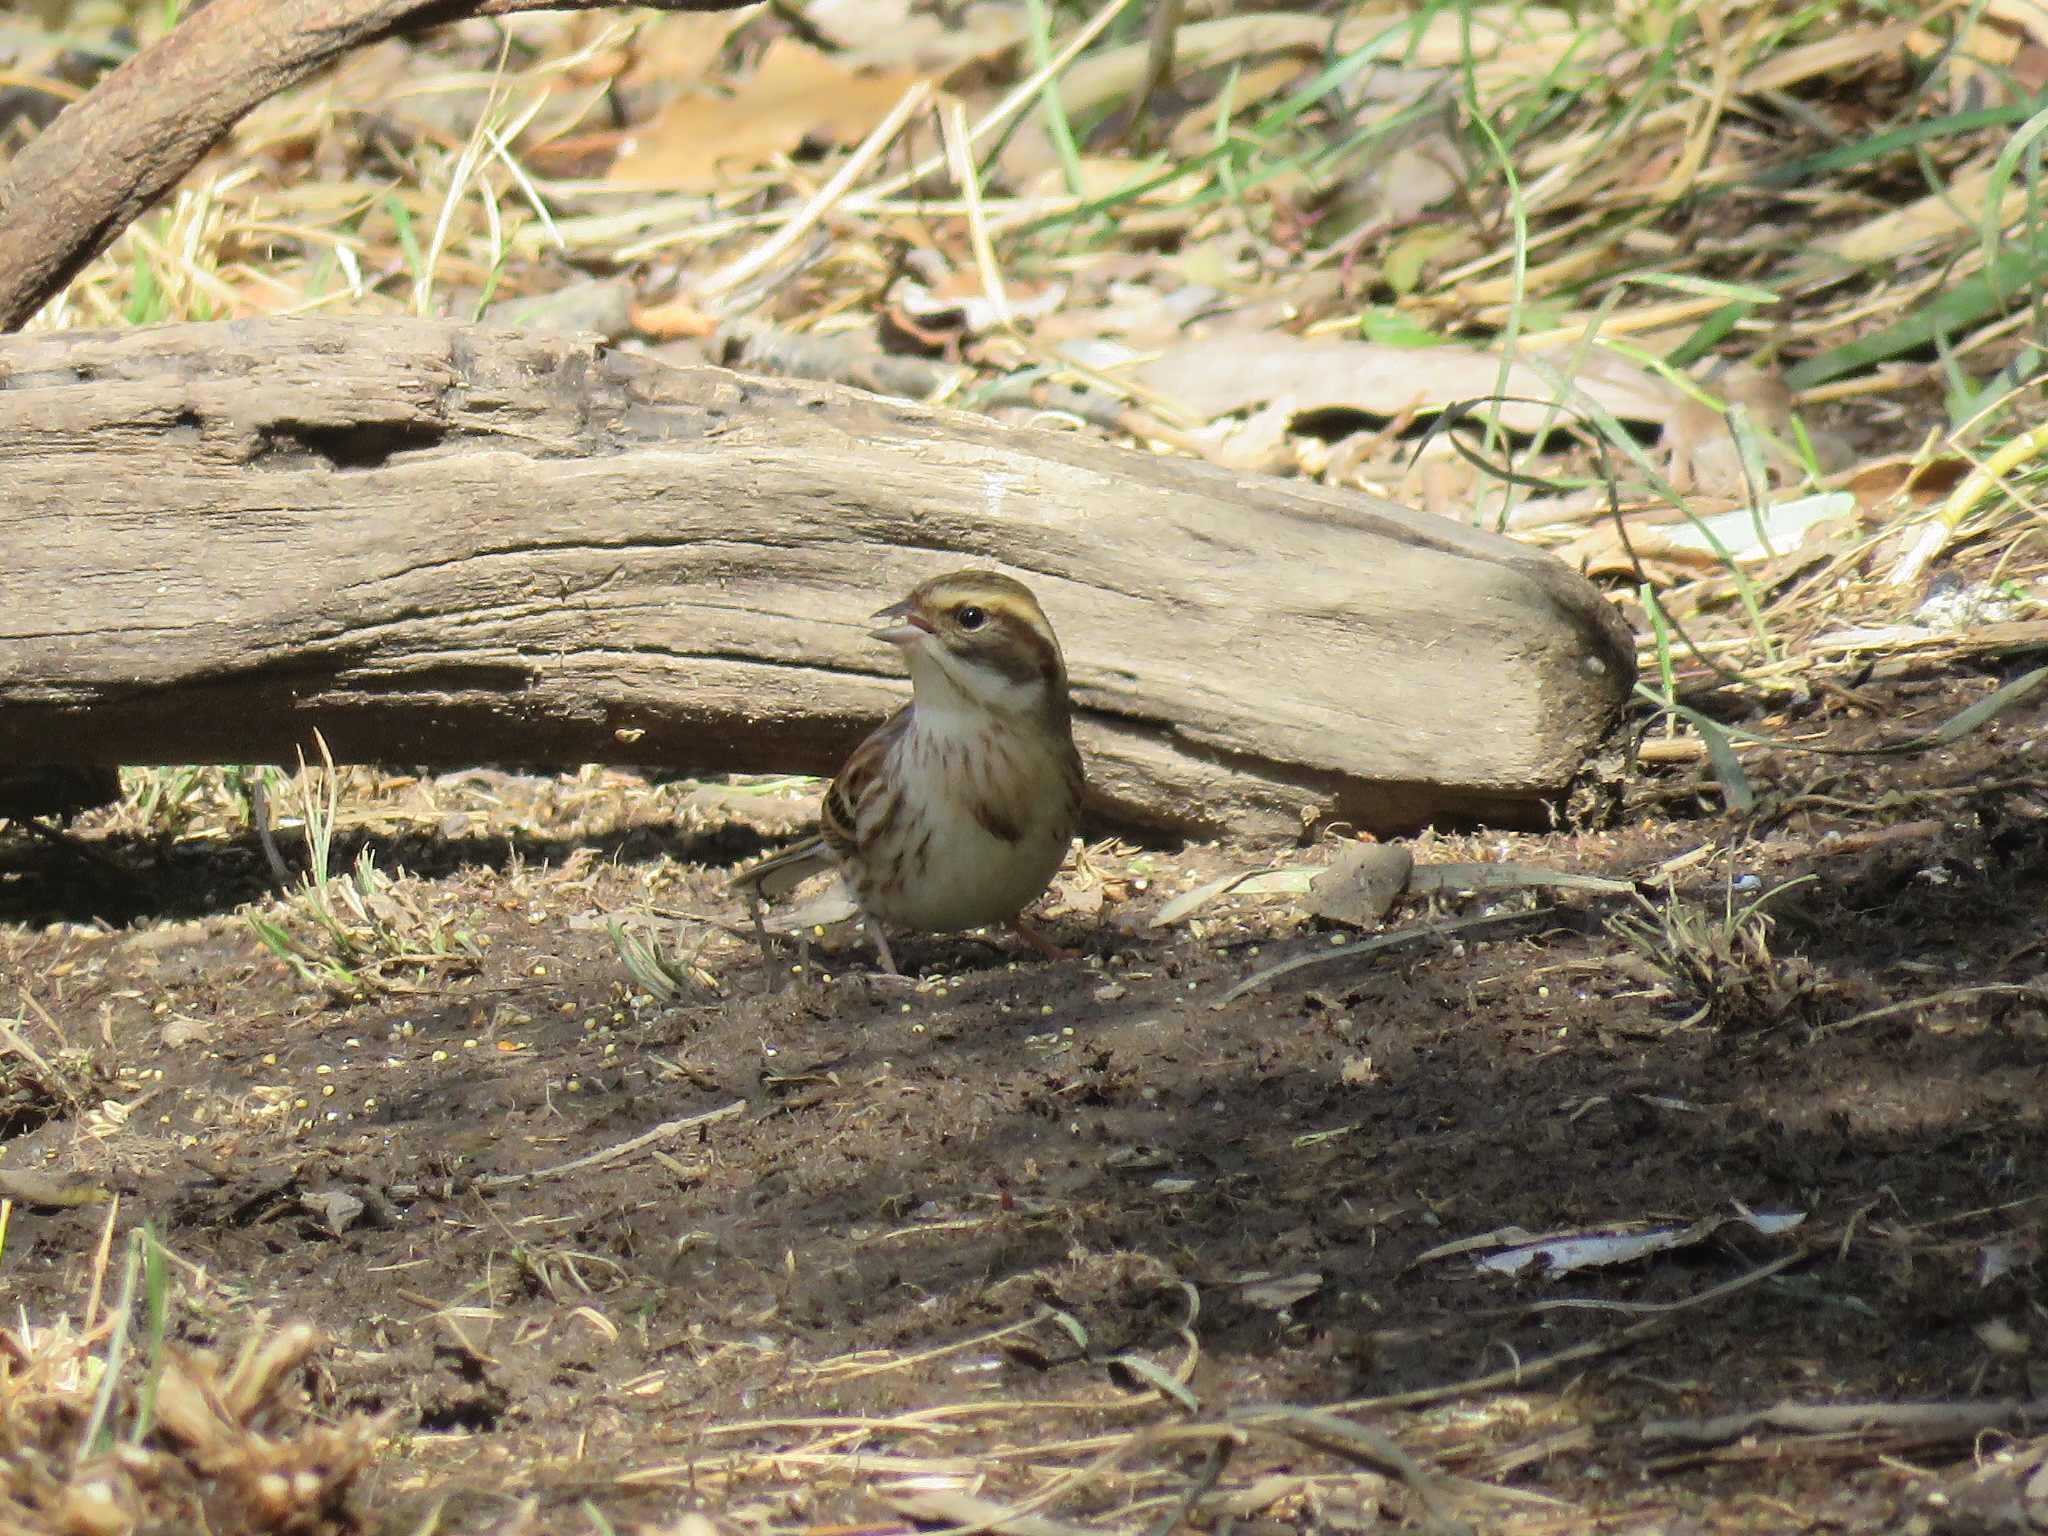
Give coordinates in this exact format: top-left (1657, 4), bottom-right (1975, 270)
top-left (728, 835), bottom-right (836, 900)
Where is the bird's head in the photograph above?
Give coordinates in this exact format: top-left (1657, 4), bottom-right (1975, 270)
top-left (869, 569), bottom-right (1068, 718)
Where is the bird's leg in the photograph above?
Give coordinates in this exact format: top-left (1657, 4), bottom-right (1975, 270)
top-left (866, 915), bottom-right (901, 976)
top-left (1009, 916), bottom-right (1070, 961)
top-left (744, 889), bottom-right (789, 993)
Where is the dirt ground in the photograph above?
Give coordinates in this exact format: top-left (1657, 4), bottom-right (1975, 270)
top-left (3, 663), bottom-right (2048, 1535)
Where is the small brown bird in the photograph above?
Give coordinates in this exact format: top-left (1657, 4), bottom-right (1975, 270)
top-left (733, 570), bottom-right (1086, 973)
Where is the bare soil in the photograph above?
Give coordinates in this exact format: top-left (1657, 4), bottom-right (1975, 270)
top-left (3, 663), bottom-right (2047, 1534)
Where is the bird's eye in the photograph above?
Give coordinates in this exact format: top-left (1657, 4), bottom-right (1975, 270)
top-left (955, 605), bottom-right (987, 630)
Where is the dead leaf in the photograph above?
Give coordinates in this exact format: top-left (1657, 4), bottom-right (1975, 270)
top-left (609, 9), bottom-right (763, 125)
top-left (1223, 1476), bottom-right (1307, 1518)
top-left (1664, 360), bottom-right (1799, 496)
top-left (633, 293), bottom-right (719, 339)
top-left (1440, 1210), bottom-right (1806, 1277)
top-left (1556, 497), bottom-right (1862, 584)
top-left (1553, 517), bottom-right (1726, 585)
top-left (1205, 395), bottom-right (1297, 473)
top-left (1339, 1055), bottom-right (1380, 1085)
top-left (609, 40), bottom-right (924, 191)
top-left (763, 881), bottom-right (863, 934)
top-left (889, 273), bottom-right (1066, 339)
top-left (1129, 333), bottom-right (1674, 430)
top-left (160, 1015), bottom-right (215, 1049)
top-left (1979, 1231), bottom-right (2041, 1286)
top-left (1655, 492), bottom-right (1860, 564)
top-left (300, 1188), bottom-right (367, 1236)
top-left (1976, 1318), bottom-right (2032, 1356)
top-left (1306, 842), bottom-right (1413, 928)
top-left (1841, 454), bottom-right (1972, 510)
top-left (1237, 1271), bottom-right (1323, 1309)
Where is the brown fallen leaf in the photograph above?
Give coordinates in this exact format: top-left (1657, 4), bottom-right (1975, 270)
top-left (608, 11), bottom-right (759, 127)
top-left (1545, 517), bottom-right (1729, 586)
top-left (1840, 454), bottom-right (1972, 511)
top-left (608, 40), bottom-right (924, 191)
top-left (633, 293), bottom-right (719, 340)
top-left (1664, 359), bottom-right (1801, 496)
top-left (1306, 842), bottom-right (1413, 928)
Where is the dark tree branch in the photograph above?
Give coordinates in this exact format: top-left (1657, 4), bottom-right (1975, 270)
top-left (0, 0), bottom-right (756, 331)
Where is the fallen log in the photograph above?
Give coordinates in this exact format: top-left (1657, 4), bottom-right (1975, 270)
top-left (0, 317), bottom-right (1635, 838)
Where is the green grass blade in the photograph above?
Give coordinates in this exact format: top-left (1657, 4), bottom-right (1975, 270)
top-left (1900, 662), bottom-right (2048, 749)
top-left (1785, 229), bottom-right (2048, 390)
top-left (1021, 0), bottom-right (1086, 199)
top-left (1761, 100), bottom-right (2048, 187)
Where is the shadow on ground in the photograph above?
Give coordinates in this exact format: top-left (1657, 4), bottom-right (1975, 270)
top-left (1, 723), bottom-right (2045, 1530)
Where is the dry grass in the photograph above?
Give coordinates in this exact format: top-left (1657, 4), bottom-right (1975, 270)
top-left (0, 1218), bottom-right (383, 1536)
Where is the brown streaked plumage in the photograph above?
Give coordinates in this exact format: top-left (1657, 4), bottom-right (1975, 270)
top-left (732, 570), bottom-right (1086, 973)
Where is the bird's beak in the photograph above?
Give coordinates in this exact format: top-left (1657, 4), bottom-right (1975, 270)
top-left (868, 600), bottom-right (935, 646)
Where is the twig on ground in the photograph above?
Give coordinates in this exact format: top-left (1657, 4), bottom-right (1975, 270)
top-left (1814, 982), bottom-right (2045, 1038)
top-left (381, 1101), bottom-right (744, 1199)
top-left (1229, 1408), bottom-right (1467, 1536)
top-left (1642, 1397), bottom-right (2048, 1448)
top-left (811, 1309), bottom-right (1058, 1383)
top-left (1331, 1251), bottom-right (1806, 1413)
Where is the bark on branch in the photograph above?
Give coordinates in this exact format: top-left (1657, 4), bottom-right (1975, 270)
top-left (0, 318), bottom-right (1633, 839)
top-left (0, 0), bottom-right (756, 332)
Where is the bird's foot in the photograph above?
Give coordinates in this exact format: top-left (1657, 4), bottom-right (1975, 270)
top-left (866, 915), bottom-right (901, 976)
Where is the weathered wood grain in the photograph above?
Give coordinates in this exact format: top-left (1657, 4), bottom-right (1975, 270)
top-left (0, 317), bottom-right (1635, 837)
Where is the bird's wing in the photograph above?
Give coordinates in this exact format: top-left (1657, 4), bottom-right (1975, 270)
top-left (820, 706), bottom-right (910, 862)
top-left (730, 706), bottom-right (911, 901)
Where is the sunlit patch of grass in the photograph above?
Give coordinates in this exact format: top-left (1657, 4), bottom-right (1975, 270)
top-left (1608, 873), bottom-right (1824, 1031)
top-left (0, 1225), bottom-right (384, 1533)
top-left (246, 742), bottom-right (480, 998)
